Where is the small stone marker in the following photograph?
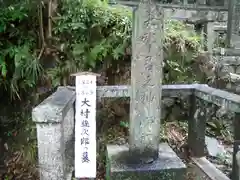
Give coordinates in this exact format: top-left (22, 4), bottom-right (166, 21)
top-left (72, 72), bottom-right (99, 178)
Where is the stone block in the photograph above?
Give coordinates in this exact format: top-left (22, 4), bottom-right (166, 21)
top-left (32, 87), bottom-right (75, 180)
top-left (32, 86), bottom-right (75, 123)
top-left (106, 143), bottom-right (186, 180)
top-left (36, 123), bottom-right (65, 180)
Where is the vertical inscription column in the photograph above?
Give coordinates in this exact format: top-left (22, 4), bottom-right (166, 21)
top-left (129, 0), bottom-right (164, 162)
top-left (188, 95), bottom-right (207, 157)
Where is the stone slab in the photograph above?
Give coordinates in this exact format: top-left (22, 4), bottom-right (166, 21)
top-left (205, 136), bottom-right (226, 157)
top-left (32, 86), bottom-right (75, 123)
top-left (106, 143), bottom-right (186, 180)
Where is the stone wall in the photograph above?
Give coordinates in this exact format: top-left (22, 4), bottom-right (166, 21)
top-left (162, 7), bottom-right (240, 95)
top-left (163, 8), bottom-right (227, 21)
top-left (198, 57), bottom-right (240, 94)
top-left (214, 56), bottom-right (240, 94)
top-left (194, 20), bottom-right (240, 95)
top-left (32, 87), bottom-right (75, 180)
top-left (195, 53), bottom-right (240, 93)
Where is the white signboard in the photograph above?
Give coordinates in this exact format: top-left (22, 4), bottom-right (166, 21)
top-left (75, 73), bottom-right (97, 178)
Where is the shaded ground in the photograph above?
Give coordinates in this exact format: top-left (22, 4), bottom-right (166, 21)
top-left (0, 137), bottom-right (38, 180)
top-left (0, 119), bottom-right (233, 180)
top-left (0, 62), bottom-right (233, 179)
top-left (95, 120), bottom-right (231, 180)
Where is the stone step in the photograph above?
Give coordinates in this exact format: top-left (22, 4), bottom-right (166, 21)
top-left (191, 157), bottom-right (230, 180)
top-left (106, 143), bottom-right (186, 180)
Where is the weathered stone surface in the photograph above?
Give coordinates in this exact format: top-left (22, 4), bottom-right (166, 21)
top-left (205, 136), bottom-right (226, 157)
top-left (213, 48), bottom-right (240, 56)
top-left (215, 56), bottom-right (240, 65)
top-left (67, 84), bottom-right (196, 98)
top-left (164, 9), bottom-right (227, 22)
top-left (200, 10), bottom-right (240, 97)
top-left (232, 113), bottom-right (240, 180)
top-left (236, 150), bottom-right (240, 180)
top-left (112, 1), bottom-right (228, 11)
top-left (226, 0), bottom-right (240, 47)
top-left (32, 87), bottom-right (75, 180)
top-left (162, 97), bottom-right (175, 107)
top-left (36, 123), bottom-right (65, 180)
top-left (195, 85), bottom-right (240, 112)
top-left (206, 22), bottom-right (215, 54)
top-left (236, 67), bottom-right (240, 74)
top-left (63, 107), bottom-right (75, 178)
top-left (192, 157), bottom-right (230, 180)
top-left (195, 52), bottom-right (240, 95)
top-left (69, 84), bottom-right (240, 112)
top-left (106, 143), bottom-right (186, 180)
top-left (32, 86), bottom-right (75, 123)
top-left (188, 96), bottom-right (207, 157)
top-left (129, 0), bottom-right (164, 163)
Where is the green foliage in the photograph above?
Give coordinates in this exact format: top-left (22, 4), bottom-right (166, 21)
top-left (0, 0), bottom-right (202, 100)
top-left (51, 0), bottom-right (132, 86)
top-left (164, 20), bottom-right (201, 83)
top-left (0, 1), bottom-right (41, 100)
top-left (51, 0), bottom-right (201, 86)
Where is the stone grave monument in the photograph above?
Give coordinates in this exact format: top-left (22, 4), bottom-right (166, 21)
top-left (106, 0), bottom-right (186, 179)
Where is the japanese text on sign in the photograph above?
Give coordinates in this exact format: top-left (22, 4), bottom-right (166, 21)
top-left (75, 74), bottom-right (97, 178)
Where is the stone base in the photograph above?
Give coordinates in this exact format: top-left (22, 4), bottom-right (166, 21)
top-left (106, 143), bottom-right (186, 180)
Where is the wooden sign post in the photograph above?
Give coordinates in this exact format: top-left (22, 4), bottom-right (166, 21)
top-left (72, 72), bottom-right (99, 179)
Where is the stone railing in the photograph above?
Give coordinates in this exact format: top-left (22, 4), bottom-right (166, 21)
top-left (32, 87), bottom-right (75, 180)
top-left (33, 84), bottom-right (240, 180)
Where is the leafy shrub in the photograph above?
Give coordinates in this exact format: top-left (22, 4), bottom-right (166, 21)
top-left (52, 0), bottom-right (202, 86)
top-left (0, 1), bottom-right (41, 100)
top-left (0, 0), bottom-right (202, 101)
